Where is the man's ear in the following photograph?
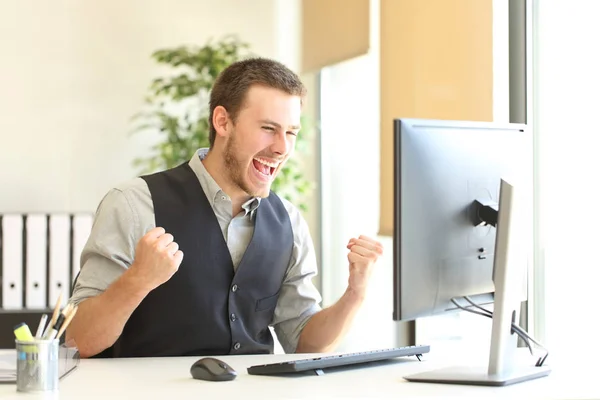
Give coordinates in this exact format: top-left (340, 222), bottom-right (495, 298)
top-left (212, 106), bottom-right (231, 139)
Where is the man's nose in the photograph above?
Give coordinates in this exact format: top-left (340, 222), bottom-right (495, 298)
top-left (271, 130), bottom-right (290, 156)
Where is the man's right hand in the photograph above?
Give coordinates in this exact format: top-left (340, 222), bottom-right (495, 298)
top-left (128, 227), bottom-right (184, 292)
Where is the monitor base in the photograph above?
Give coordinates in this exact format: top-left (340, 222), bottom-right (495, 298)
top-left (404, 365), bottom-right (551, 386)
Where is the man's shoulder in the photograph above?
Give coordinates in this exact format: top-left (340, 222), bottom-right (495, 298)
top-left (93, 177), bottom-right (155, 238)
top-left (111, 177), bottom-right (151, 202)
top-left (96, 177), bottom-right (153, 220)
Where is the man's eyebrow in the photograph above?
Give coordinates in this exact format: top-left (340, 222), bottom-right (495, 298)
top-left (259, 119), bottom-right (301, 131)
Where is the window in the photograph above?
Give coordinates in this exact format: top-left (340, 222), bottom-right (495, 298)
top-left (532, 0), bottom-right (600, 364)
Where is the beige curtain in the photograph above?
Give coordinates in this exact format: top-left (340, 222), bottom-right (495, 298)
top-left (379, 0), bottom-right (494, 236)
top-left (301, 0), bottom-right (370, 73)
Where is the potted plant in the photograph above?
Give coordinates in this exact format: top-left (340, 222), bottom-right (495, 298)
top-left (130, 35), bottom-right (314, 211)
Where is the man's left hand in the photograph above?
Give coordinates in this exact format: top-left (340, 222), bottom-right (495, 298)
top-left (346, 235), bottom-right (384, 298)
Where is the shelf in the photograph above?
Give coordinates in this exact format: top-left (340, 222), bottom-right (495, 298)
top-left (0, 310), bottom-right (54, 349)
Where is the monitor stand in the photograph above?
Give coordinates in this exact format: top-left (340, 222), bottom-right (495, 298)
top-left (404, 179), bottom-right (551, 387)
top-left (404, 365), bottom-right (551, 387)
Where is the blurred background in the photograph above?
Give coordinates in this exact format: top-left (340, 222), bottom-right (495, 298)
top-left (1, 0), bottom-right (599, 365)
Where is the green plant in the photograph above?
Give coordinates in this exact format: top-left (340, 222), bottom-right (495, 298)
top-left (130, 35), bottom-right (314, 211)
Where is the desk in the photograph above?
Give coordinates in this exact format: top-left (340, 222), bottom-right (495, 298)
top-left (0, 350), bottom-right (598, 399)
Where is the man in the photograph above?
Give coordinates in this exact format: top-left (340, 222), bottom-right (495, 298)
top-left (66, 57), bottom-right (383, 358)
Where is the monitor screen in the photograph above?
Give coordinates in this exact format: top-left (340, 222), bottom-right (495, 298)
top-left (392, 118), bottom-right (532, 322)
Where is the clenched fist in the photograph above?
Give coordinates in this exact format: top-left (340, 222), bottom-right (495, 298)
top-left (346, 235), bottom-right (383, 298)
top-left (129, 227), bottom-right (183, 292)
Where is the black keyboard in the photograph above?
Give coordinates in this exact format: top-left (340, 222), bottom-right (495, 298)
top-left (247, 345), bottom-right (430, 376)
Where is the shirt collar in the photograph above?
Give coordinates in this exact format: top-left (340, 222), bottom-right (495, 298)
top-left (188, 148), bottom-right (261, 217)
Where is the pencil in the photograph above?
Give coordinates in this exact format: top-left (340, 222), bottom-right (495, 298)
top-left (56, 306), bottom-right (77, 339)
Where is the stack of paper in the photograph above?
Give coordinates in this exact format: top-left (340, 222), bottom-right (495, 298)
top-left (0, 352), bottom-right (16, 383)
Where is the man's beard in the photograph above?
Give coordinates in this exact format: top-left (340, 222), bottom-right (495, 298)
top-left (223, 132), bottom-right (270, 198)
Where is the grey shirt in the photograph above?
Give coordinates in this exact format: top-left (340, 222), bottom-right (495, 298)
top-left (70, 148), bottom-right (322, 353)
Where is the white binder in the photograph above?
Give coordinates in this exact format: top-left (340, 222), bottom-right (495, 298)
top-left (72, 214), bottom-right (93, 282)
top-left (49, 214), bottom-right (70, 308)
top-left (1, 214), bottom-right (23, 309)
top-left (25, 214), bottom-right (47, 309)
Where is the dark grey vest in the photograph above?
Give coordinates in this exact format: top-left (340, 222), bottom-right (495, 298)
top-left (102, 162), bottom-right (293, 357)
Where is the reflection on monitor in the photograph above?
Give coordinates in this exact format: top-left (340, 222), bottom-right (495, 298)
top-left (392, 118), bottom-right (550, 386)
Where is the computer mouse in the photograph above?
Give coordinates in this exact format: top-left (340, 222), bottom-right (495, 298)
top-left (190, 357), bottom-right (237, 382)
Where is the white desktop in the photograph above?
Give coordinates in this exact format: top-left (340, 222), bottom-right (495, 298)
top-left (0, 347), bottom-right (596, 400)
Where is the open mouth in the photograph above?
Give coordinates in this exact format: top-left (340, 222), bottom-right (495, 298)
top-left (252, 157), bottom-right (278, 177)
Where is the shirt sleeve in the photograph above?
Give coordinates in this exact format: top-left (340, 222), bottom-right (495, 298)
top-left (271, 200), bottom-right (323, 353)
top-left (69, 179), bottom-right (153, 306)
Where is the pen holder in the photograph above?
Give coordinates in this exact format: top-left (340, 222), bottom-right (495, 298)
top-left (15, 339), bottom-right (59, 393)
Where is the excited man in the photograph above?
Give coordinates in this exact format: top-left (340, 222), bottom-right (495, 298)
top-left (66, 57), bottom-right (383, 358)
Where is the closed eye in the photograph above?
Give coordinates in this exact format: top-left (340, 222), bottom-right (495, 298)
top-left (262, 126), bottom-right (275, 132)
top-left (287, 131), bottom-right (298, 136)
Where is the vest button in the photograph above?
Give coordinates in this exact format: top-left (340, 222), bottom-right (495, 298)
top-left (231, 284), bottom-right (238, 292)
top-left (230, 313), bottom-right (236, 322)
top-left (233, 342), bottom-right (241, 350)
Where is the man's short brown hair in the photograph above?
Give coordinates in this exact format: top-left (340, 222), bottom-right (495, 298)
top-left (208, 57), bottom-right (307, 147)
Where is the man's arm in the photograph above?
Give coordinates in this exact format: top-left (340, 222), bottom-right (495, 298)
top-left (296, 235), bottom-right (383, 353)
top-left (67, 226), bottom-right (183, 358)
top-left (295, 287), bottom-right (364, 353)
top-left (65, 268), bottom-right (151, 358)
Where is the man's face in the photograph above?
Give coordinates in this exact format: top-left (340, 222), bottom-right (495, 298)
top-left (223, 85), bottom-right (301, 198)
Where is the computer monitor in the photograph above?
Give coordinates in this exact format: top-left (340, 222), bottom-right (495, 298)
top-left (392, 118), bottom-right (530, 321)
top-left (392, 118), bottom-right (550, 385)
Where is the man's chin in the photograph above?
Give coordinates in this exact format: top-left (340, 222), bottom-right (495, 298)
top-left (246, 176), bottom-right (273, 198)
top-left (243, 183), bottom-right (271, 199)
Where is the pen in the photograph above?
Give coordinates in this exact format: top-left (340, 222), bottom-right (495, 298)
top-left (35, 314), bottom-right (48, 339)
top-left (43, 292), bottom-right (63, 339)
